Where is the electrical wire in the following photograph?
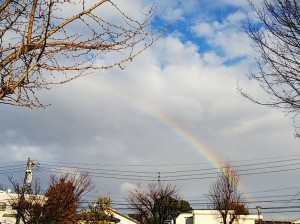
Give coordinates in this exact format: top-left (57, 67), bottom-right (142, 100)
top-left (4, 156), bottom-right (300, 217)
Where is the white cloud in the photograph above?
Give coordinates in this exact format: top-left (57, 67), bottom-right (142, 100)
top-left (119, 182), bottom-right (136, 194)
top-left (202, 52), bottom-right (225, 66)
top-left (190, 10), bottom-right (256, 61)
top-left (159, 0), bottom-right (200, 20)
top-left (0, 144), bottom-right (57, 162)
top-left (1, 0), bottom-right (299, 220)
top-left (217, 0), bottom-right (249, 7)
top-left (226, 11), bottom-right (247, 24)
top-left (191, 22), bottom-right (213, 37)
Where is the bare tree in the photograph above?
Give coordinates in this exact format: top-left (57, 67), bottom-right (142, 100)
top-left (0, 0), bottom-right (167, 107)
top-left (127, 182), bottom-right (191, 224)
top-left (9, 171), bottom-right (94, 224)
top-left (241, 0), bottom-right (300, 136)
top-left (9, 176), bottom-right (46, 224)
top-left (207, 163), bottom-right (247, 224)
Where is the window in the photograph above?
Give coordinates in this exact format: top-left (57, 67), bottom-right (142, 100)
top-left (0, 202), bottom-right (6, 211)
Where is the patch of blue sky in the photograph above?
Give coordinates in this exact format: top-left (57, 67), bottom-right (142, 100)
top-left (224, 56), bottom-right (247, 67)
top-left (164, 23), bottom-right (223, 57)
top-left (169, 21), bottom-right (214, 54)
top-left (156, 2), bottom-right (252, 66)
top-left (210, 4), bottom-right (243, 23)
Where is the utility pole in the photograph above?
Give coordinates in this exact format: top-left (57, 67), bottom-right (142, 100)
top-left (256, 206), bottom-right (262, 224)
top-left (16, 158), bottom-right (38, 224)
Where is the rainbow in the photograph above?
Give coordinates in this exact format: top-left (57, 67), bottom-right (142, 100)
top-left (136, 101), bottom-right (222, 170)
top-left (93, 80), bottom-right (251, 197)
top-left (100, 82), bottom-right (222, 171)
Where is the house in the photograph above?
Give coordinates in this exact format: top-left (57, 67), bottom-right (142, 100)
top-left (1, 189), bottom-right (139, 224)
top-left (176, 209), bottom-right (261, 224)
top-left (110, 208), bottom-right (140, 224)
top-left (259, 219), bottom-right (300, 224)
top-left (259, 221), bottom-right (292, 224)
top-left (294, 219), bottom-right (300, 224)
top-left (77, 207), bottom-right (140, 224)
top-left (0, 189), bottom-right (18, 224)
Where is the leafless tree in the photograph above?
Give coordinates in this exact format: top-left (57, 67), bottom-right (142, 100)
top-left (0, 0), bottom-right (167, 107)
top-left (9, 171), bottom-right (94, 224)
top-left (207, 163), bottom-right (247, 224)
top-left (127, 182), bottom-right (190, 224)
top-left (241, 0), bottom-right (300, 136)
top-left (8, 176), bottom-right (46, 224)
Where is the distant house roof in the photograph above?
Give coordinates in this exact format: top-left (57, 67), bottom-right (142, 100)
top-left (257, 220), bottom-right (292, 224)
top-left (109, 208), bottom-right (140, 224)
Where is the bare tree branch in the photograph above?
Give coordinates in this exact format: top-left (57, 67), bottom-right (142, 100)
top-left (241, 0), bottom-right (300, 136)
top-left (0, 0), bottom-right (167, 107)
top-left (127, 182), bottom-right (191, 224)
top-left (207, 162), bottom-right (248, 224)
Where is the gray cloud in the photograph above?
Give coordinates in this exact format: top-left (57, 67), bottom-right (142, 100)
top-left (1, 0), bottom-right (299, 220)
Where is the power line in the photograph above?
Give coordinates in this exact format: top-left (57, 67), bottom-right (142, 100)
top-left (31, 158), bottom-right (300, 182)
top-left (4, 157), bottom-right (300, 217)
top-left (36, 153), bottom-right (300, 167)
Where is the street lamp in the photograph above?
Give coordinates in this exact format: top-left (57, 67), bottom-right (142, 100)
top-left (256, 206), bottom-right (262, 224)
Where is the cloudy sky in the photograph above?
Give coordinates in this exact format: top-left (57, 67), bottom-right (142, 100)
top-left (1, 0), bottom-right (300, 220)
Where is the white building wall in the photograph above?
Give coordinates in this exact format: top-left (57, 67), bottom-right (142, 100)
top-left (0, 190), bottom-right (137, 224)
top-left (0, 190), bottom-right (44, 224)
top-left (111, 209), bottom-right (139, 224)
top-left (0, 190), bottom-right (18, 224)
top-left (176, 212), bottom-right (193, 224)
top-left (193, 210), bottom-right (220, 224)
top-left (176, 210), bottom-right (260, 224)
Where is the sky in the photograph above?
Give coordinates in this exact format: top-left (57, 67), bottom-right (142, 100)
top-left (1, 0), bottom-right (300, 221)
